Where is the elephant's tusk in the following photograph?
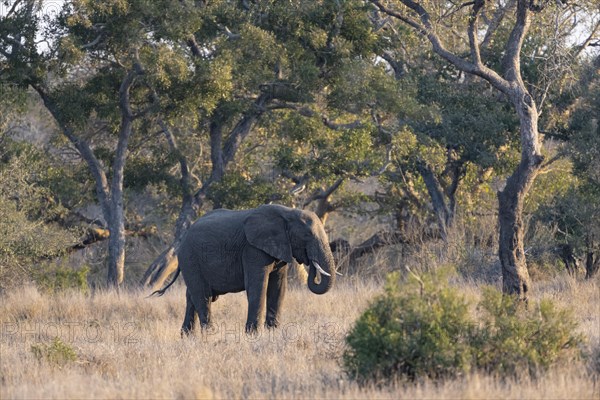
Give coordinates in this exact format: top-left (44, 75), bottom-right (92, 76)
top-left (312, 261), bottom-right (331, 277)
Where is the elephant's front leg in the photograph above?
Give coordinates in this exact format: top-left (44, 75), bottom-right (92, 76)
top-left (243, 250), bottom-right (274, 333)
top-left (245, 273), bottom-right (269, 333)
top-left (266, 262), bottom-right (288, 329)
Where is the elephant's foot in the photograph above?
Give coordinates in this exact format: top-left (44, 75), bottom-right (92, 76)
top-left (180, 326), bottom-right (195, 338)
top-left (245, 321), bottom-right (260, 335)
top-left (265, 318), bottom-right (279, 329)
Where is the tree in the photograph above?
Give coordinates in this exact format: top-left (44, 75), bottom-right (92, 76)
top-left (536, 57), bottom-right (600, 278)
top-left (0, 0), bottom-right (211, 287)
top-left (378, 75), bottom-right (520, 241)
top-left (0, 136), bottom-right (82, 290)
top-left (369, 0), bottom-right (599, 300)
top-left (142, 0), bottom-right (385, 288)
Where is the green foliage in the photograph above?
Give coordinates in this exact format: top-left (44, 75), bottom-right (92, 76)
top-left (525, 158), bottom-right (575, 214)
top-left (343, 269), bottom-right (475, 383)
top-left (208, 172), bottom-right (285, 210)
top-left (566, 60), bottom-right (600, 189)
top-left (273, 111), bottom-right (380, 181)
top-left (415, 79), bottom-right (519, 172)
top-left (343, 270), bottom-right (583, 384)
top-left (535, 184), bottom-right (600, 259)
top-left (474, 287), bottom-right (582, 376)
top-left (1, 139), bottom-right (88, 216)
top-left (34, 265), bottom-right (90, 295)
top-left (530, 60), bottom-right (600, 271)
top-left (0, 197), bottom-right (69, 290)
top-left (31, 337), bottom-right (78, 367)
top-left (124, 149), bottom-right (179, 194)
top-left (0, 140), bottom-right (81, 290)
top-left (328, 60), bottom-right (405, 115)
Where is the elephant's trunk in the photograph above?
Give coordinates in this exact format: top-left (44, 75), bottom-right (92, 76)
top-left (307, 240), bottom-right (336, 295)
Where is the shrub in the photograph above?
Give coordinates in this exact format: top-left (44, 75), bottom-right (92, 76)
top-left (343, 269), bottom-right (476, 383)
top-left (31, 337), bottom-right (78, 366)
top-left (34, 265), bottom-right (90, 294)
top-left (343, 269), bottom-right (583, 384)
top-left (474, 287), bottom-right (582, 377)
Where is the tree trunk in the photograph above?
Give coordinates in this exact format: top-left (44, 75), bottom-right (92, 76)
top-left (585, 251), bottom-right (599, 279)
top-left (106, 210), bottom-right (126, 287)
top-left (497, 90), bottom-right (543, 300)
top-left (106, 67), bottom-right (138, 288)
top-left (315, 195), bottom-right (334, 224)
top-left (417, 162), bottom-right (451, 241)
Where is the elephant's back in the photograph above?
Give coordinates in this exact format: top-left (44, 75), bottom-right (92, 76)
top-left (182, 208), bottom-right (249, 249)
top-left (191, 208), bottom-right (250, 229)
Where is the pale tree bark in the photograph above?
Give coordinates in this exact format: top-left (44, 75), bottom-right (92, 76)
top-left (106, 66), bottom-right (140, 287)
top-left (417, 158), bottom-right (466, 243)
top-left (370, 0), bottom-right (549, 300)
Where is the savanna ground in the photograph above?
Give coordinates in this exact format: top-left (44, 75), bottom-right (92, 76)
top-left (1, 270), bottom-right (599, 399)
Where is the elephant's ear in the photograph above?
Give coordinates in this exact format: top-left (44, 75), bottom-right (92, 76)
top-left (243, 206), bottom-right (293, 263)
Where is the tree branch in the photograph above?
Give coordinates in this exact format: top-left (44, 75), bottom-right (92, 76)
top-left (467, 0), bottom-right (485, 67)
top-left (572, 19), bottom-right (600, 59)
top-left (303, 178), bottom-right (345, 208)
top-left (81, 34), bottom-right (104, 50)
top-left (371, 0), bottom-right (511, 93)
top-left (31, 84), bottom-right (112, 216)
top-left (370, 0), bottom-right (427, 34)
top-left (158, 119), bottom-right (197, 197)
top-left (502, 0), bottom-right (531, 83)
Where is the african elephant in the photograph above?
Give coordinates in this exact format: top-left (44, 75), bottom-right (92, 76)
top-left (163, 204), bottom-right (336, 334)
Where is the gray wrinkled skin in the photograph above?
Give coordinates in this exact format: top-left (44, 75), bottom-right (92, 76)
top-left (178, 204), bottom-right (336, 334)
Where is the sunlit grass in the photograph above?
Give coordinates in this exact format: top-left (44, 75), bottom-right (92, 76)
top-left (0, 275), bottom-right (598, 399)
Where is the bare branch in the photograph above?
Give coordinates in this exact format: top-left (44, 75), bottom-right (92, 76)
top-left (81, 34), bottom-right (103, 50)
top-left (370, 0), bottom-right (511, 93)
top-left (6, 0), bottom-right (23, 18)
top-left (380, 50), bottom-right (407, 79)
top-left (369, 0), bottom-right (427, 34)
top-left (467, 0), bottom-right (485, 66)
top-left (502, 0), bottom-right (531, 83)
top-left (572, 19), bottom-right (600, 58)
top-left (217, 25), bottom-right (241, 40)
top-left (481, 0), bottom-right (516, 50)
top-left (303, 178), bottom-right (345, 208)
top-left (187, 37), bottom-right (203, 57)
top-left (31, 84), bottom-right (111, 214)
top-left (158, 119), bottom-right (198, 197)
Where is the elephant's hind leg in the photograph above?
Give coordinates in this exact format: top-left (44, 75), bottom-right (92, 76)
top-left (187, 288), bottom-right (213, 330)
top-left (181, 289), bottom-right (198, 337)
top-left (266, 262), bottom-right (288, 328)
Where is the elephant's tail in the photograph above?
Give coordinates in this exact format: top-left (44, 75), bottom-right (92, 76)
top-left (148, 268), bottom-right (181, 297)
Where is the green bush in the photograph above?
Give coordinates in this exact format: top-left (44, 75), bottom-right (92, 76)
top-left (34, 265), bottom-right (90, 294)
top-left (474, 287), bottom-right (582, 377)
top-left (31, 337), bottom-right (78, 366)
top-left (343, 269), bottom-right (583, 384)
top-left (343, 269), bottom-right (476, 383)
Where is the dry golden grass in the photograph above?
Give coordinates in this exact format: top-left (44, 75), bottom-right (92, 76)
top-left (1, 276), bottom-right (598, 399)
